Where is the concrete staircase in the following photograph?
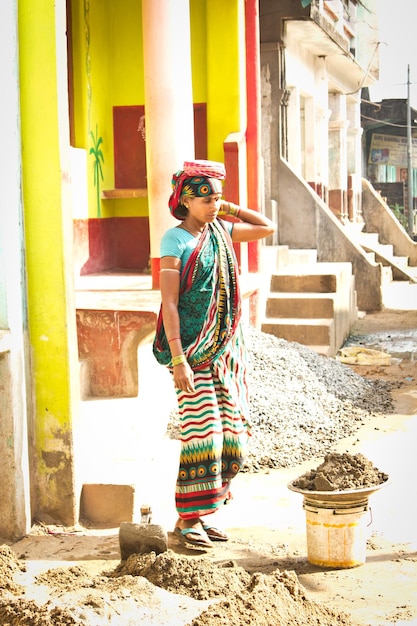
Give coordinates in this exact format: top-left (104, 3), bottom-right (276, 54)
top-left (355, 231), bottom-right (417, 283)
top-left (354, 230), bottom-right (417, 310)
top-left (260, 248), bottom-right (357, 357)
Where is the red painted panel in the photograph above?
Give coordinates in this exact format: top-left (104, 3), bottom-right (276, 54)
top-left (113, 105), bottom-right (147, 189)
top-left (114, 217), bottom-right (150, 270)
top-left (223, 138), bottom-right (240, 205)
top-left (113, 104), bottom-right (207, 189)
top-left (223, 137), bottom-right (242, 268)
top-left (88, 219), bottom-right (115, 269)
top-left (76, 218), bottom-right (115, 275)
top-left (74, 217), bottom-right (150, 275)
top-left (193, 103), bottom-right (207, 160)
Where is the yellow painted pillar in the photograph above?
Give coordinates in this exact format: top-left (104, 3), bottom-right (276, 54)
top-left (142, 0), bottom-right (195, 288)
top-left (18, 0), bottom-right (79, 524)
top-left (206, 0), bottom-right (246, 162)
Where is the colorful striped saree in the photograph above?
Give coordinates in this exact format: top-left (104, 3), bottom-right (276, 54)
top-left (153, 219), bottom-right (251, 519)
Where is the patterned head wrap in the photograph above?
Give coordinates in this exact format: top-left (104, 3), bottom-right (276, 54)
top-left (169, 160), bottom-right (226, 220)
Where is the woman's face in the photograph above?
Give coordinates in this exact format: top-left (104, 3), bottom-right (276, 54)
top-left (186, 193), bottom-right (222, 223)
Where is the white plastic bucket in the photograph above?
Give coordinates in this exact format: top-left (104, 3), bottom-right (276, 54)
top-left (304, 502), bottom-right (370, 568)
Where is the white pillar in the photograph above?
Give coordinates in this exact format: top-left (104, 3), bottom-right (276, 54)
top-left (315, 56), bottom-right (330, 198)
top-left (142, 0), bottom-right (195, 286)
top-left (347, 97), bottom-right (364, 221)
top-left (304, 96), bottom-right (316, 183)
top-left (329, 93), bottom-right (349, 190)
top-left (287, 86), bottom-right (302, 175)
top-left (328, 93), bottom-right (349, 219)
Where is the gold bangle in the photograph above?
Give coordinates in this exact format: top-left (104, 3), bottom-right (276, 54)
top-left (218, 201), bottom-right (230, 217)
top-left (228, 203), bottom-right (241, 218)
top-left (172, 354), bottom-right (187, 366)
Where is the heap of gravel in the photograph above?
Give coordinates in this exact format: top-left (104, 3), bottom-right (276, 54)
top-left (167, 327), bottom-right (395, 472)
top-left (243, 326), bottom-right (394, 471)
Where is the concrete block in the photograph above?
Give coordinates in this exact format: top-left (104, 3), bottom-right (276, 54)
top-left (80, 484), bottom-right (134, 527)
top-left (119, 522), bottom-right (168, 559)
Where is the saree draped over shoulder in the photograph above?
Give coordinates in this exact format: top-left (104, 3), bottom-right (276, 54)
top-left (153, 220), bottom-right (251, 519)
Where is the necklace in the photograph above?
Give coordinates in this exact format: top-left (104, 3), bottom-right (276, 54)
top-left (178, 223), bottom-right (203, 237)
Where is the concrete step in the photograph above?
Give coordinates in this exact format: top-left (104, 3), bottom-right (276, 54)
top-left (357, 232), bottom-right (380, 247)
top-left (261, 318), bottom-right (334, 346)
top-left (343, 220), bottom-right (365, 237)
top-left (392, 255), bottom-right (410, 269)
top-left (261, 245), bottom-right (291, 271)
top-left (357, 232), bottom-right (414, 277)
top-left (265, 293), bottom-right (335, 319)
top-left (375, 243), bottom-right (394, 258)
top-left (357, 232), bottom-right (396, 261)
top-left (381, 266), bottom-right (393, 284)
top-left (271, 272), bottom-right (337, 294)
top-left (287, 248), bottom-right (318, 265)
top-left (364, 251), bottom-right (376, 263)
top-left (307, 345), bottom-right (332, 357)
top-left (263, 261), bottom-right (357, 358)
top-left (360, 244), bottom-right (416, 282)
top-left (261, 246), bottom-right (318, 273)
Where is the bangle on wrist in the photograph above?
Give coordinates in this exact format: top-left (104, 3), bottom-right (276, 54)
top-left (168, 337), bottom-right (181, 343)
top-left (228, 203), bottom-right (241, 218)
top-left (172, 354), bottom-right (187, 366)
top-left (218, 201), bottom-right (230, 216)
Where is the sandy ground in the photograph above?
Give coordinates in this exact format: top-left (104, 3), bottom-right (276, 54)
top-left (2, 309), bottom-right (417, 626)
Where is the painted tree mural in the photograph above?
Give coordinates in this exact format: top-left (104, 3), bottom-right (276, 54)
top-left (89, 125), bottom-right (104, 217)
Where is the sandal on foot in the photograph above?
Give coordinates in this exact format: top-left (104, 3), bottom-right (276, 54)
top-left (201, 522), bottom-right (229, 542)
top-left (174, 526), bottom-right (213, 548)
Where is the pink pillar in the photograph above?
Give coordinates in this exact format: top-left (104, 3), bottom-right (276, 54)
top-left (142, 0), bottom-right (195, 289)
top-left (245, 0), bottom-right (262, 273)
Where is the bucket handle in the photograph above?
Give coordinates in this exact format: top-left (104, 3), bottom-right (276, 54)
top-left (333, 505), bottom-right (373, 527)
top-left (304, 503), bottom-right (369, 515)
top-left (332, 505), bottom-right (368, 515)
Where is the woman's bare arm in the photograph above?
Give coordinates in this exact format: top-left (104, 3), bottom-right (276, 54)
top-left (159, 256), bottom-right (195, 392)
top-left (219, 201), bottom-right (276, 243)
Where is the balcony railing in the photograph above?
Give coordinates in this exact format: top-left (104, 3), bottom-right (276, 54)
top-left (312, 0), bottom-right (357, 55)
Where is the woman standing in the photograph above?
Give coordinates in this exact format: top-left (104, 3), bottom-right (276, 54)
top-left (153, 160), bottom-right (276, 548)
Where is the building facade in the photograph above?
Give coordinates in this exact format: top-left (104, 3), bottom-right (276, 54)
top-left (260, 0), bottom-right (379, 230)
top-left (0, 0), bottom-right (265, 538)
top-left (2, 0), bottom-right (400, 539)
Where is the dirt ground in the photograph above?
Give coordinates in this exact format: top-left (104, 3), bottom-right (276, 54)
top-left (1, 309), bottom-right (416, 626)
